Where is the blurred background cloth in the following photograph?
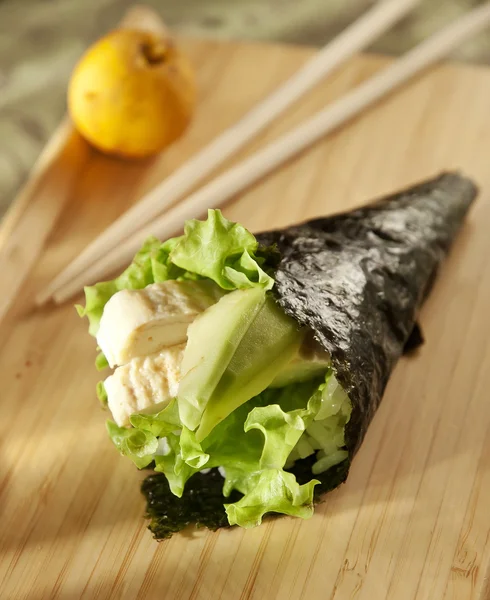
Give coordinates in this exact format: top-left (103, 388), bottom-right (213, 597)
top-left (1, 0), bottom-right (489, 218)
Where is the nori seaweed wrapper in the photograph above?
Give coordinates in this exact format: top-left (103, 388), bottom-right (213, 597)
top-left (142, 171), bottom-right (478, 539)
top-left (257, 172), bottom-right (477, 456)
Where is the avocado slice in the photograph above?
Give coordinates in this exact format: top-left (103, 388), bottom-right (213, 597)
top-left (269, 333), bottom-right (331, 388)
top-left (178, 288), bottom-right (304, 441)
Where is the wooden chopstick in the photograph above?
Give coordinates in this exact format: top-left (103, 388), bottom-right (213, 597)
top-left (50, 1), bottom-right (490, 305)
top-left (0, 121), bottom-right (91, 324)
top-left (36, 0), bottom-right (420, 305)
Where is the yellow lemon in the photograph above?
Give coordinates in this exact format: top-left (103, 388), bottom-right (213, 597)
top-left (68, 29), bottom-right (196, 158)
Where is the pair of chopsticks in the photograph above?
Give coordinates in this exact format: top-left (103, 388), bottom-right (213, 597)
top-left (37, 0), bottom-right (490, 306)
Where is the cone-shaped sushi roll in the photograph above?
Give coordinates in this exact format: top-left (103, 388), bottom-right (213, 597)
top-left (78, 172), bottom-right (477, 539)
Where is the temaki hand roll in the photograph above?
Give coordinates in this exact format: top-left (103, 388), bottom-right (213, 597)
top-left (78, 171), bottom-right (477, 539)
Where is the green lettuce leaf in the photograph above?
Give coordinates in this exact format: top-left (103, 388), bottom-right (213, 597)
top-left (171, 210), bottom-right (274, 291)
top-left (129, 398), bottom-right (181, 437)
top-left (154, 433), bottom-right (201, 497)
top-left (180, 427), bottom-right (210, 470)
top-left (244, 401), bottom-right (318, 470)
top-left (107, 400), bottom-right (180, 468)
top-left (96, 380), bottom-right (108, 407)
top-left (225, 470), bottom-right (318, 528)
top-left (106, 421), bottom-right (157, 469)
top-left (95, 351), bottom-right (109, 371)
top-left (287, 369), bottom-right (352, 474)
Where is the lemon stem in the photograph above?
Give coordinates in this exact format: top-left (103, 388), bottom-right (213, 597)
top-left (141, 41), bottom-right (166, 66)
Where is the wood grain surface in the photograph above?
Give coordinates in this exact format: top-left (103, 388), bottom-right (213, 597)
top-left (1, 38), bottom-right (490, 600)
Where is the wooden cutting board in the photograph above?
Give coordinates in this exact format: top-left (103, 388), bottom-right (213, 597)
top-left (2, 37), bottom-right (490, 600)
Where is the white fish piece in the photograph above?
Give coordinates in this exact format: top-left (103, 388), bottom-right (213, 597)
top-left (105, 343), bottom-right (185, 427)
top-left (97, 280), bottom-right (224, 368)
